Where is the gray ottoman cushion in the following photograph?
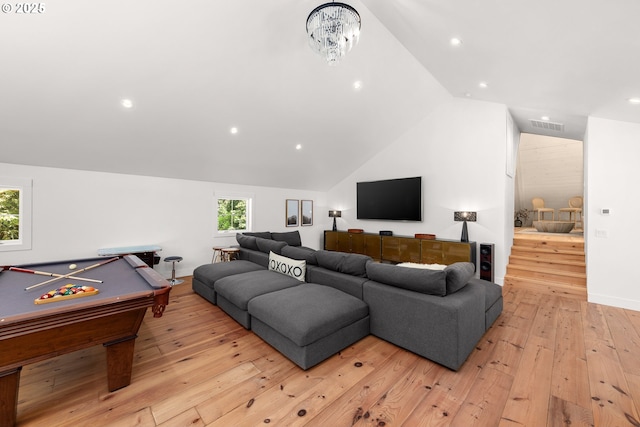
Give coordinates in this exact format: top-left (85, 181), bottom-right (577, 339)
top-left (214, 270), bottom-right (302, 329)
top-left (248, 284), bottom-right (369, 347)
top-left (193, 260), bottom-right (264, 288)
top-left (215, 270), bottom-right (301, 311)
top-left (248, 283), bottom-right (370, 369)
top-left (192, 260), bottom-right (265, 304)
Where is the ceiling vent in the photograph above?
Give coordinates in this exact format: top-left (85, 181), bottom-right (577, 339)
top-left (530, 119), bottom-right (564, 132)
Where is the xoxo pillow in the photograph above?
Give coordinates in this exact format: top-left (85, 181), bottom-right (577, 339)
top-left (268, 251), bottom-right (306, 282)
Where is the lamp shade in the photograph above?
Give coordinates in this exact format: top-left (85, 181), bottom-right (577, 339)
top-left (454, 211), bottom-right (477, 222)
top-left (329, 210), bottom-right (342, 218)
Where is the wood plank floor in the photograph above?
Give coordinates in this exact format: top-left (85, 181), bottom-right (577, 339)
top-left (15, 276), bottom-right (640, 426)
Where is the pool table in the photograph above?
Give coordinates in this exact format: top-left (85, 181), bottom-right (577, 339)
top-left (0, 255), bottom-right (172, 426)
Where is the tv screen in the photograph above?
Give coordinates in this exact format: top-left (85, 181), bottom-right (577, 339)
top-left (357, 177), bottom-right (422, 221)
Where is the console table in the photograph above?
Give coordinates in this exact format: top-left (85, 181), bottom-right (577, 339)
top-left (324, 231), bottom-right (476, 269)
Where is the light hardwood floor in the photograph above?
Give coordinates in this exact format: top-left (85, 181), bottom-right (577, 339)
top-left (15, 276), bottom-right (640, 426)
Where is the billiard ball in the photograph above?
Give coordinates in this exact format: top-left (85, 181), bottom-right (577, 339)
top-left (69, 264), bottom-right (77, 270)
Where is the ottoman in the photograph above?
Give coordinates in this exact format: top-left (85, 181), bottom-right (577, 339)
top-left (192, 260), bottom-right (265, 305)
top-left (248, 283), bottom-right (370, 370)
top-left (214, 270), bottom-right (301, 329)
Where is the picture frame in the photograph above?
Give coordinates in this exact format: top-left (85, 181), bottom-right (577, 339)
top-left (301, 200), bottom-right (313, 226)
top-left (286, 199), bottom-right (299, 227)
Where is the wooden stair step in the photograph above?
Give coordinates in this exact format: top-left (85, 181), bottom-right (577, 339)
top-left (506, 264), bottom-right (586, 286)
top-left (510, 246), bottom-right (585, 262)
top-left (503, 274), bottom-right (587, 300)
top-left (512, 237), bottom-right (584, 252)
top-left (508, 255), bottom-right (586, 273)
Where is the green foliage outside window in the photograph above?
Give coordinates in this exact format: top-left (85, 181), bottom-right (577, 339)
top-left (0, 189), bottom-right (20, 240)
top-left (218, 198), bottom-right (247, 232)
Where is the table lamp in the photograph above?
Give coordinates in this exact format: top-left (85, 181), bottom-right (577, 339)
top-left (454, 211), bottom-right (477, 242)
top-left (329, 210), bottom-right (342, 231)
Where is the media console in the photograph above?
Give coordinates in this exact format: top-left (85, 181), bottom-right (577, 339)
top-left (324, 230), bottom-right (476, 269)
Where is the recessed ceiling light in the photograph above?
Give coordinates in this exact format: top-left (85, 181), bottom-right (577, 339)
top-left (541, 116), bottom-right (550, 121)
top-left (295, 144), bottom-right (302, 150)
top-left (479, 82), bottom-right (488, 89)
top-left (353, 80), bottom-right (362, 90)
top-left (450, 38), bottom-right (463, 46)
top-left (121, 99), bottom-right (133, 108)
top-left (464, 92), bottom-right (472, 98)
top-left (628, 98), bottom-right (640, 105)
top-left (230, 127), bottom-right (238, 134)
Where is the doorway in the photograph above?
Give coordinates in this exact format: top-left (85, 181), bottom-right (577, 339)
top-left (506, 133), bottom-right (586, 299)
top-left (514, 133), bottom-right (584, 227)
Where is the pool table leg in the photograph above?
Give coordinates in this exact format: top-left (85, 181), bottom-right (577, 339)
top-left (104, 336), bottom-right (137, 392)
top-left (0, 367), bottom-right (21, 427)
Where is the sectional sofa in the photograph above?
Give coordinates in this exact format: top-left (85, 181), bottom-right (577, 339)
top-left (192, 231), bottom-right (502, 371)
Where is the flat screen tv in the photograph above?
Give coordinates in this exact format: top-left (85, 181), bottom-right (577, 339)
top-left (357, 177), bottom-right (422, 221)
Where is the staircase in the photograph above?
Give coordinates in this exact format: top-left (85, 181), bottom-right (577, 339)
top-left (504, 231), bottom-right (586, 300)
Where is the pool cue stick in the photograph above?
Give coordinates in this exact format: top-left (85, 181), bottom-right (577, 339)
top-left (25, 257), bottom-right (119, 291)
top-left (9, 267), bottom-right (103, 284)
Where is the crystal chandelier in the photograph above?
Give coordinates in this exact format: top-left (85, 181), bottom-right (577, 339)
top-left (306, 2), bottom-right (361, 66)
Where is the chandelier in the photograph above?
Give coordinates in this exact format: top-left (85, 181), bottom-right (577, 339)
top-left (306, 2), bottom-right (361, 65)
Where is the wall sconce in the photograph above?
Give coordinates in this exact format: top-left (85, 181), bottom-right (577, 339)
top-left (454, 211), bottom-right (477, 242)
top-left (328, 210), bottom-right (342, 231)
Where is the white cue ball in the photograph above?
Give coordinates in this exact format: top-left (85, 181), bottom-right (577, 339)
top-left (69, 264), bottom-right (77, 270)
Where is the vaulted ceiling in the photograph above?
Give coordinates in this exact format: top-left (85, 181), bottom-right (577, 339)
top-left (2, 0), bottom-right (639, 190)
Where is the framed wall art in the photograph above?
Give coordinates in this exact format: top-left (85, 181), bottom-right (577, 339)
top-left (286, 199), bottom-right (299, 227)
top-left (301, 200), bottom-right (313, 226)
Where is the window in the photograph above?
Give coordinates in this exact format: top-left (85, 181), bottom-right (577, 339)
top-left (215, 193), bottom-right (252, 234)
top-left (0, 177), bottom-right (32, 252)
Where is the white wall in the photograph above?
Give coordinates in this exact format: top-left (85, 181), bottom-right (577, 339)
top-left (585, 117), bottom-right (640, 310)
top-left (327, 98), bottom-right (513, 284)
top-left (0, 163), bottom-right (327, 279)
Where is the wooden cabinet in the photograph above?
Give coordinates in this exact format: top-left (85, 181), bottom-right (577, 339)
top-left (381, 236), bottom-right (422, 263)
top-left (421, 240), bottom-right (476, 266)
top-left (324, 231), bottom-right (381, 260)
top-left (324, 231), bottom-right (476, 268)
top-left (324, 231), bottom-right (338, 251)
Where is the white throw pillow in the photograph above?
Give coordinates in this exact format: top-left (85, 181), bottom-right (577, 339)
top-left (397, 262), bottom-right (447, 270)
top-left (268, 251), bottom-right (306, 282)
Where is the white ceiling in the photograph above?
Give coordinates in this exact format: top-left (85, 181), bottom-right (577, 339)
top-left (2, 0), bottom-right (639, 190)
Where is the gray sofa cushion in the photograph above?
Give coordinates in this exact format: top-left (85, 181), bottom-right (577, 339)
top-left (243, 231), bottom-right (272, 240)
top-left (281, 245), bottom-right (318, 265)
top-left (236, 233), bottom-right (259, 250)
top-left (306, 265), bottom-right (367, 299)
top-left (444, 262), bottom-right (475, 294)
top-left (238, 247), bottom-right (270, 268)
top-left (255, 237), bottom-right (287, 255)
top-left (315, 250), bottom-right (372, 277)
top-left (366, 262), bottom-right (446, 296)
top-left (271, 231), bottom-right (302, 246)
